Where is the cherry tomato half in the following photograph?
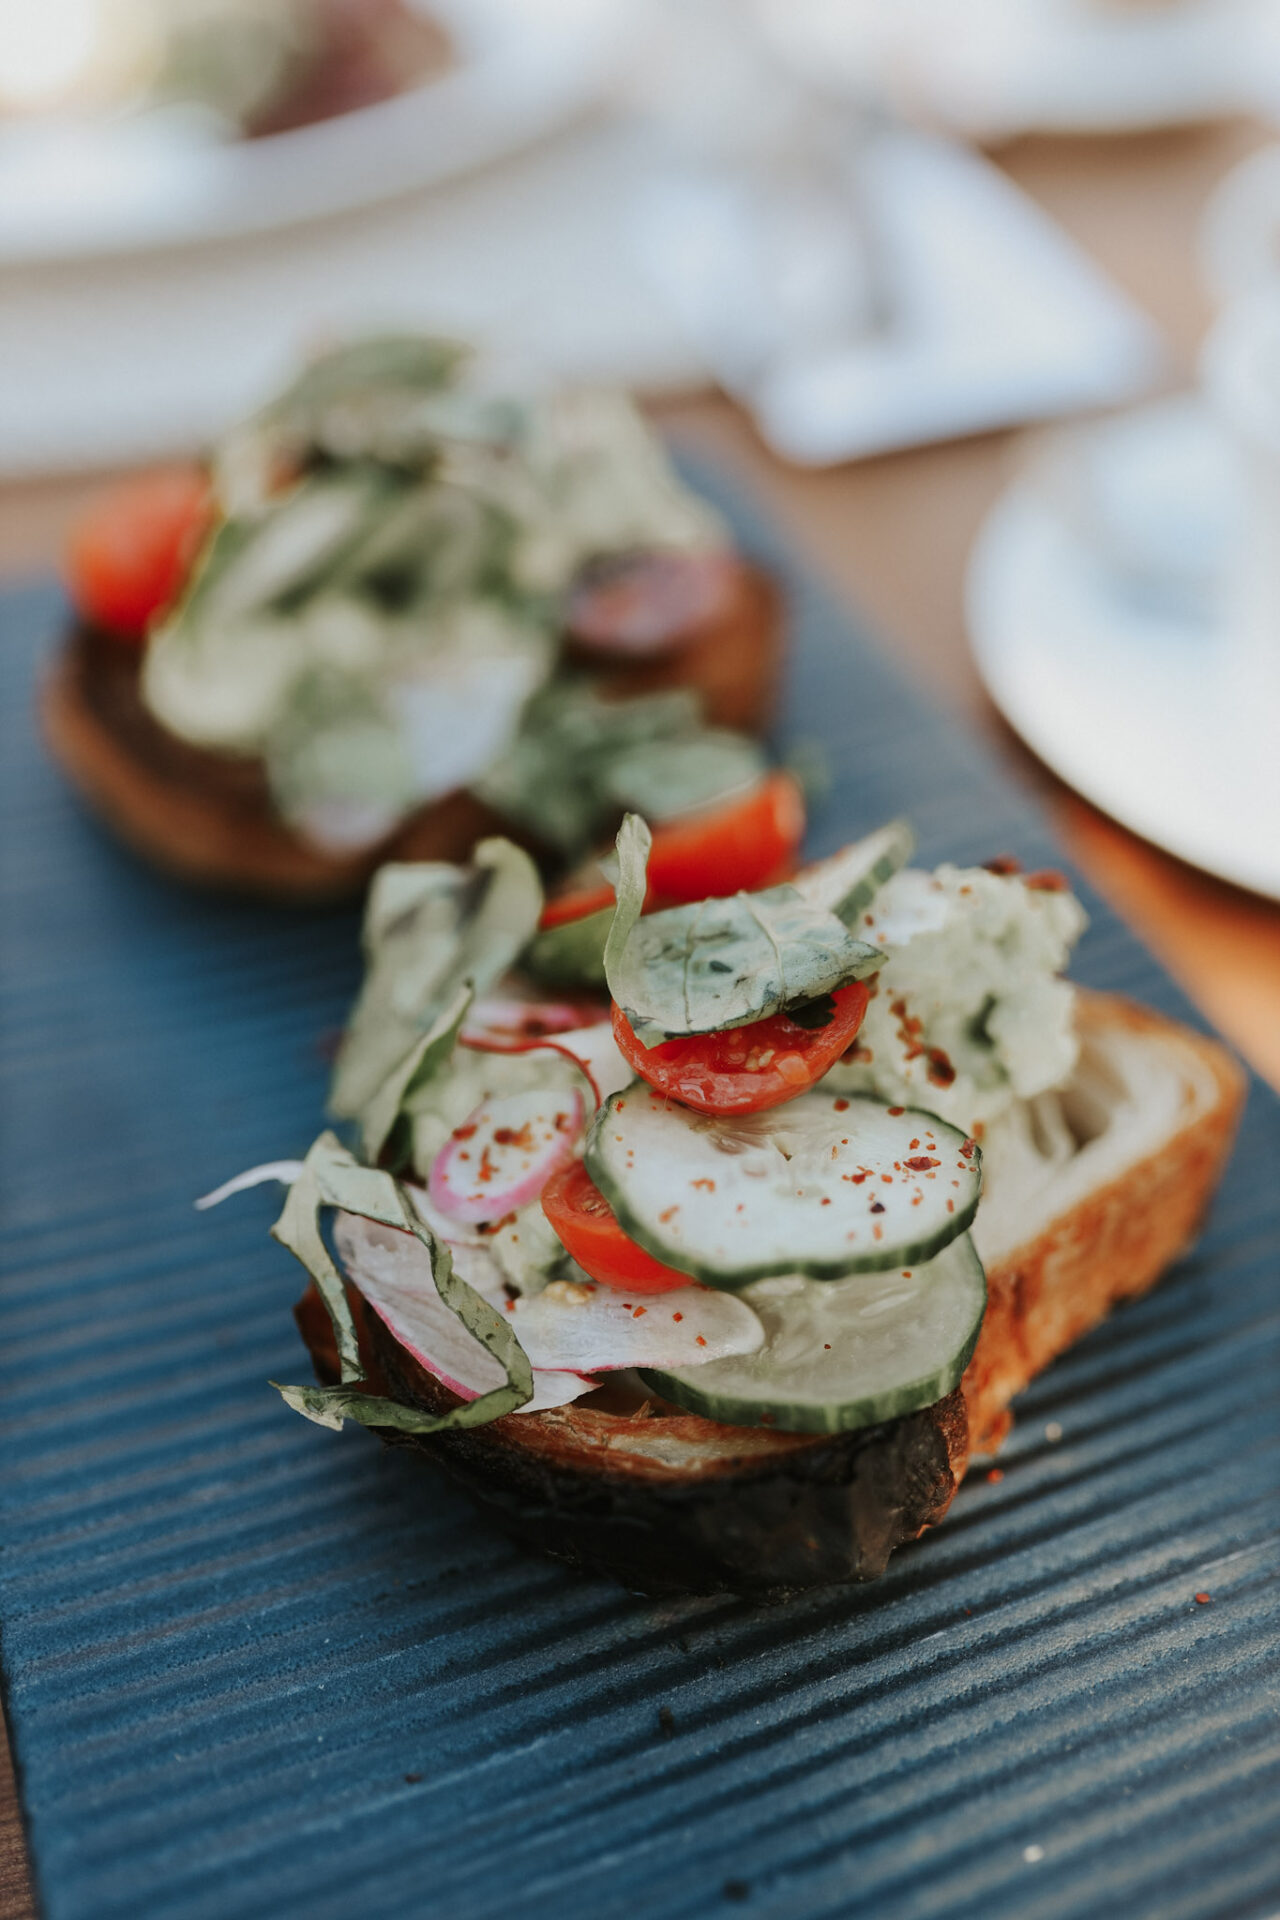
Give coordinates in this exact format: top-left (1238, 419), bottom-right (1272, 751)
top-left (644, 770), bottom-right (805, 902)
top-left (541, 1159), bottom-right (694, 1294)
top-left (538, 771), bottom-right (806, 932)
top-left (612, 979), bottom-right (871, 1117)
top-left (65, 465), bottom-right (213, 644)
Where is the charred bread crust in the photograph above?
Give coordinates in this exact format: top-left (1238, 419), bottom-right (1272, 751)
top-left (965, 992), bottom-right (1246, 1452)
top-left (42, 556), bottom-right (781, 899)
top-left (294, 1284), bottom-right (966, 1596)
top-left (291, 993), bottom-right (1242, 1593)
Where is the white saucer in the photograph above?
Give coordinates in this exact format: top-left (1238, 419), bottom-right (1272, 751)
top-left (0, 0), bottom-right (634, 264)
top-left (967, 399), bottom-right (1280, 900)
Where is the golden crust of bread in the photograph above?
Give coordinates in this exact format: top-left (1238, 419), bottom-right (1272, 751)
top-left (294, 989), bottom-right (1244, 1589)
top-left (962, 991), bottom-right (1246, 1453)
top-left (41, 558), bottom-right (782, 901)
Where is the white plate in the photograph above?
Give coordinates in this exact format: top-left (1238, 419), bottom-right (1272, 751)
top-left (0, 0), bottom-right (635, 263)
top-left (967, 405), bottom-right (1280, 900)
top-left (759, 0), bottom-right (1280, 141)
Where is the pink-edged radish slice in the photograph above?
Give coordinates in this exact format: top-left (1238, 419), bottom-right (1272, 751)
top-left (463, 998), bottom-right (603, 1044)
top-left (331, 1214), bottom-right (597, 1414)
top-left (428, 1087), bottom-right (584, 1226)
top-left (345, 1208), bottom-right (765, 1377)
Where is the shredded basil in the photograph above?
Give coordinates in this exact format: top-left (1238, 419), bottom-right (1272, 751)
top-left (330, 837), bottom-right (542, 1128)
top-left (270, 1132), bottom-right (533, 1432)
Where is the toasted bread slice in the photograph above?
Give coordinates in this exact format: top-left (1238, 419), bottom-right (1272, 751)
top-left (295, 990), bottom-right (1243, 1594)
top-left (41, 559), bottom-right (782, 902)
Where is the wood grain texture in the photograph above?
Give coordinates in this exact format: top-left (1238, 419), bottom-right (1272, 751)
top-left (3, 115), bottom-right (1278, 1911)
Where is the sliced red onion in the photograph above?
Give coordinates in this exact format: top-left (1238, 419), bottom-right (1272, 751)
top-left (428, 1087), bottom-right (584, 1226)
top-left (195, 1161), bottom-right (305, 1209)
top-left (346, 1207), bottom-right (765, 1377)
top-left (331, 1214), bottom-right (596, 1413)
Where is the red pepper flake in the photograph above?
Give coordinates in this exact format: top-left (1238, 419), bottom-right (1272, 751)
top-left (959, 1138), bottom-right (976, 1160)
top-left (881, 1173), bottom-right (894, 1184)
top-left (1025, 868), bottom-right (1070, 892)
top-left (833, 1098), bottom-right (850, 1112)
top-left (909, 1138), bottom-right (920, 1149)
top-left (843, 1171), bottom-right (867, 1184)
top-left (869, 1200), bottom-right (885, 1214)
top-left (633, 1306), bottom-right (647, 1318)
top-left (823, 1343), bottom-right (831, 1350)
top-left (973, 1121), bottom-right (986, 1141)
top-left (476, 1145), bottom-right (497, 1184)
top-left (452, 1122), bottom-right (478, 1140)
top-left (695, 1334), bottom-right (707, 1347)
top-left (672, 1312), bottom-right (683, 1322)
top-left (926, 1048), bottom-right (956, 1088)
top-left (691, 1178), bottom-right (716, 1192)
top-left (983, 853), bottom-right (1022, 876)
top-left (986, 1467), bottom-right (1004, 1484)
top-left (946, 1199), bottom-right (955, 1214)
top-left (820, 1197), bottom-right (832, 1206)
top-left (1195, 1591), bottom-right (1212, 1605)
top-left (873, 1224), bottom-right (883, 1241)
top-left (659, 1205), bottom-right (679, 1223)
top-left (887, 1106), bottom-right (905, 1117)
top-left (615, 1100), bottom-right (625, 1110)
top-left (905, 1155), bottom-right (940, 1172)
top-left (493, 1122), bottom-right (535, 1150)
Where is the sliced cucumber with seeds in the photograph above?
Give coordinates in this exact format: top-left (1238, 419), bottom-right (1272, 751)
top-left (586, 1085), bottom-right (981, 1288)
top-left (641, 1234), bottom-right (985, 1435)
top-left (792, 819), bottom-right (916, 929)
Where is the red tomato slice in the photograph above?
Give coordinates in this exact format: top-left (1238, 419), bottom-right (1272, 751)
top-left (539, 882), bottom-right (618, 931)
top-left (537, 771), bottom-right (806, 931)
top-left (66, 466), bottom-right (213, 644)
top-left (541, 1159), bottom-right (695, 1294)
top-left (644, 770), bottom-right (805, 901)
top-left (612, 979), bottom-right (871, 1117)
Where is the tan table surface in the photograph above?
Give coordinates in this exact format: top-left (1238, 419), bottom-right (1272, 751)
top-left (4, 118), bottom-right (1280, 1920)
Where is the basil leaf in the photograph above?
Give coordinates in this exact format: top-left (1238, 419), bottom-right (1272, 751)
top-left (601, 730), bottom-right (766, 825)
top-left (271, 1132), bottom-right (534, 1429)
top-left (270, 1135), bottom-right (365, 1384)
top-left (472, 681), bottom-right (705, 858)
top-left (272, 1382), bottom-right (492, 1435)
top-left (604, 816), bottom-right (884, 1049)
top-left (358, 981), bottom-right (473, 1167)
top-left (330, 837), bottom-right (542, 1124)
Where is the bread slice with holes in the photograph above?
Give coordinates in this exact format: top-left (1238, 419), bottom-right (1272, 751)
top-left (295, 989), bottom-right (1243, 1594)
top-left (41, 559), bottom-right (781, 903)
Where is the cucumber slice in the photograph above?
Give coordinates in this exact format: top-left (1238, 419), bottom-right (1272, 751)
top-left (524, 906), bottom-right (612, 989)
top-left (586, 1085), bottom-right (980, 1287)
top-left (641, 1234), bottom-right (985, 1434)
top-left (792, 820), bottom-right (916, 928)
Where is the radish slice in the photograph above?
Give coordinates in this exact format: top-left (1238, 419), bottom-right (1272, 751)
top-left (428, 1088), bottom-right (584, 1225)
top-left (348, 1207), bottom-right (765, 1377)
top-left (331, 1214), bottom-right (597, 1413)
top-left (463, 998), bottom-right (602, 1044)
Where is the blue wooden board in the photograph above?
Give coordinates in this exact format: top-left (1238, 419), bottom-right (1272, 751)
top-left (2, 467), bottom-right (1279, 1920)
